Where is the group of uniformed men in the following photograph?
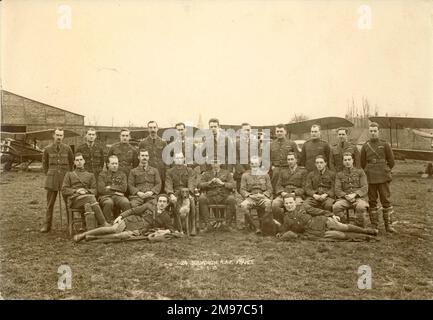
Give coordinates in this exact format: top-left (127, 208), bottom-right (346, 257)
top-left (40, 119), bottom-right (397, 240)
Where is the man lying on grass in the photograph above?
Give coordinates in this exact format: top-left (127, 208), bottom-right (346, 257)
top-left (277, 196), bottom-right (378, 241)
top-left (73, 194), bottom-right (175, 242)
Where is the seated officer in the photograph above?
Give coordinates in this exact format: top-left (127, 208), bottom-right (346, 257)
top-left (128, 149), bottom-right (162, 207)
top-left (165, 152), bottom-right (197, 235)
top-left (333, 152), bottom-right (370, 228)
top-left (198, 158), bottom-right (236, 229)
top-left (98, 155), bottom-right (131, 223)
top-left (271, 152), bottom-right (307, 223)
top-left (303, 155), bottom-right (335, 212)
top-left (62, 153), bottom-right (109, 227)
top-left (239, 155), bottom-right (273, 234)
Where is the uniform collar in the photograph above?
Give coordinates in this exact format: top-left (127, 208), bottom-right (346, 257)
top-left (139, 164), bottom-right (149, 170)
top-left (75, 167), bottom-right (85, 172)
top-left (148, 135), bottom-right (158, 140)
top-left (343, 166), bottom-right (354, 173)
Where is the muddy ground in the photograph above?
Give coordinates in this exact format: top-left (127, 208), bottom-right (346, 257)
top-left (0, 160), bottom-right (432, 299)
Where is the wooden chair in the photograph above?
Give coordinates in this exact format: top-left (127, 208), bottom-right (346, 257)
top-left (66, 198), bottom-right (85, 237)
top-left (208, 204), bottom-right (227, 229)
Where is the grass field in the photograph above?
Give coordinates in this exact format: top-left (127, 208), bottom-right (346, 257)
top-left (0, 160), bottom-right (432, 299)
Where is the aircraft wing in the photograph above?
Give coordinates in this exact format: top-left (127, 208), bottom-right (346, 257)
top-left (412, 129), bottom-right (433, 139)
top-left (1, 129), bottom-right (80, 141)
top-left (220, 117), bottom-right (353, 135)
top-left (285, 117), bottom-right (353, 134)
top-left (369, 117), bottom-right (433, 129)
top-left (392, 148), bottom-right (433, 161)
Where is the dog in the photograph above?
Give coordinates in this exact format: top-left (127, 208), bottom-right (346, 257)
top-left (175, 188), bottom-right (197, 236)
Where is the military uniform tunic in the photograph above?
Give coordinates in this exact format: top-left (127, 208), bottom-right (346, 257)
top-left (138, 135), bottom-right (167, 182)
top-left (76, 142), bottom-right (105, 178)
top-left (360, 138), bottom-right (395, 184)
top-left (300, 138), bottom-right (331, 172)
top-left (43, 143), bottom-right (74, 191)
top-left (165, 165), bottom-right (196, 195)
top-left (62, 168), bottom-right (98, 209)
top-left (107, 142), bottom-right (138, 177)
top-left (329, 141), bottom-right (360, 172)
top-left (97, 169), bottom-right (131, 221)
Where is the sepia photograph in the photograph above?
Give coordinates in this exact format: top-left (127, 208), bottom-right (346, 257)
top-left (0, 0), bottom-right (432, 305)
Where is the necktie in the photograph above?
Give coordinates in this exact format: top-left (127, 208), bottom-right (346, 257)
top-left (56, 145), bottom-right (60, 152)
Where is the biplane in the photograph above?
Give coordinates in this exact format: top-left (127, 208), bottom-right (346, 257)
top-left (368, 116), bottom-right (433, 162)
top-left (0, 129), bottom-right (80, 171)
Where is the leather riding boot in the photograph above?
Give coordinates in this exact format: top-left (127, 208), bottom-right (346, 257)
top-left (383, 207), bottom-right (397, 233)
top-left (369, 208), bottom-right (379, 230)
top-left (40, 210), bottom-right (53, 233)
top-left (90, 203), bottom-right (110, 227)
top-left (347, 224), bottom-right (378, 236)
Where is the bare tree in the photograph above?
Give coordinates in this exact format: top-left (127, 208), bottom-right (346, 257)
top-left (290, 113), bottom-right (309, 123)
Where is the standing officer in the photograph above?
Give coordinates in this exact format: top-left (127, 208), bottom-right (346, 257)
top-left (304, 155), bottom-right (335, 212)
top-left (107, 128), bottom-right (138, 177)
top-left (98, 155), bottom-right (131, 223)
top-left (270, 124), bottom-right (299, 190)
top-left (76, 128), bottom-right (105, 179)
top-left (300, 124), bottom-right (331, 172)
top-left (40, 128), bottom-right (74, 233)
top-left (128, 149), bottom-right (162, 207)
top-left (333, 152), bottom-right (369, 227)
top-left (208, 118), bottom-right (234, 172)
top-left (234, 123), bottom-right (258, 192)
top-left (138, 121), bottom-right (167, 190)
top-left (329, 127), bottom-right (360, 172)
top-left (361, 122), bottom-right (396, 233)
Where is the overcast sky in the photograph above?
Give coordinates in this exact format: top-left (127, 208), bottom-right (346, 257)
top-left (1, 0), bottom-right (432, 127)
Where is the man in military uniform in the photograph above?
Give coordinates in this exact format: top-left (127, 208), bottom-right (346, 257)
top-left (234, 123), bottom-right (253, 192)
top-left (277, 197), bottom-right (377, 241)
top-left (207, 118), bottom-right (235, 172)
top-left (62, 153), bottom-right (110, 227)
top-left (98, 155), bottom-right (131, 223)
top-left (128, 149), bottom-right (162, 207)
top-left (304, 155), bottom-right (335, 212)
top-left (198, 159), bottom-right (236, 229)
top-left (73, 194), bottom-right (174, 242)
top-left (361, 122), bottom-right (396, 233)
top-left (270, 124), bottom-right (299, 190)
top-left (165, 152), bottom-right (197, 235)
top-left (138, 121), bottom-right (167, 190)
top-left (329, 128), bottom-right (360, 172)
top-left (239, 156), bottom-right (273, 234)
top-left (300, 124), bottom-right (331, 172)
top-left (76, 128), bottom-right (105, 179)
top-left (107, 128), bottom-right (138, 177)
top-left (40, 128), bottom-right (74, 233)
top-left (271, 152), bottom-right (307, 223)
top-left (333, 152), bottom-right (369, 228)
